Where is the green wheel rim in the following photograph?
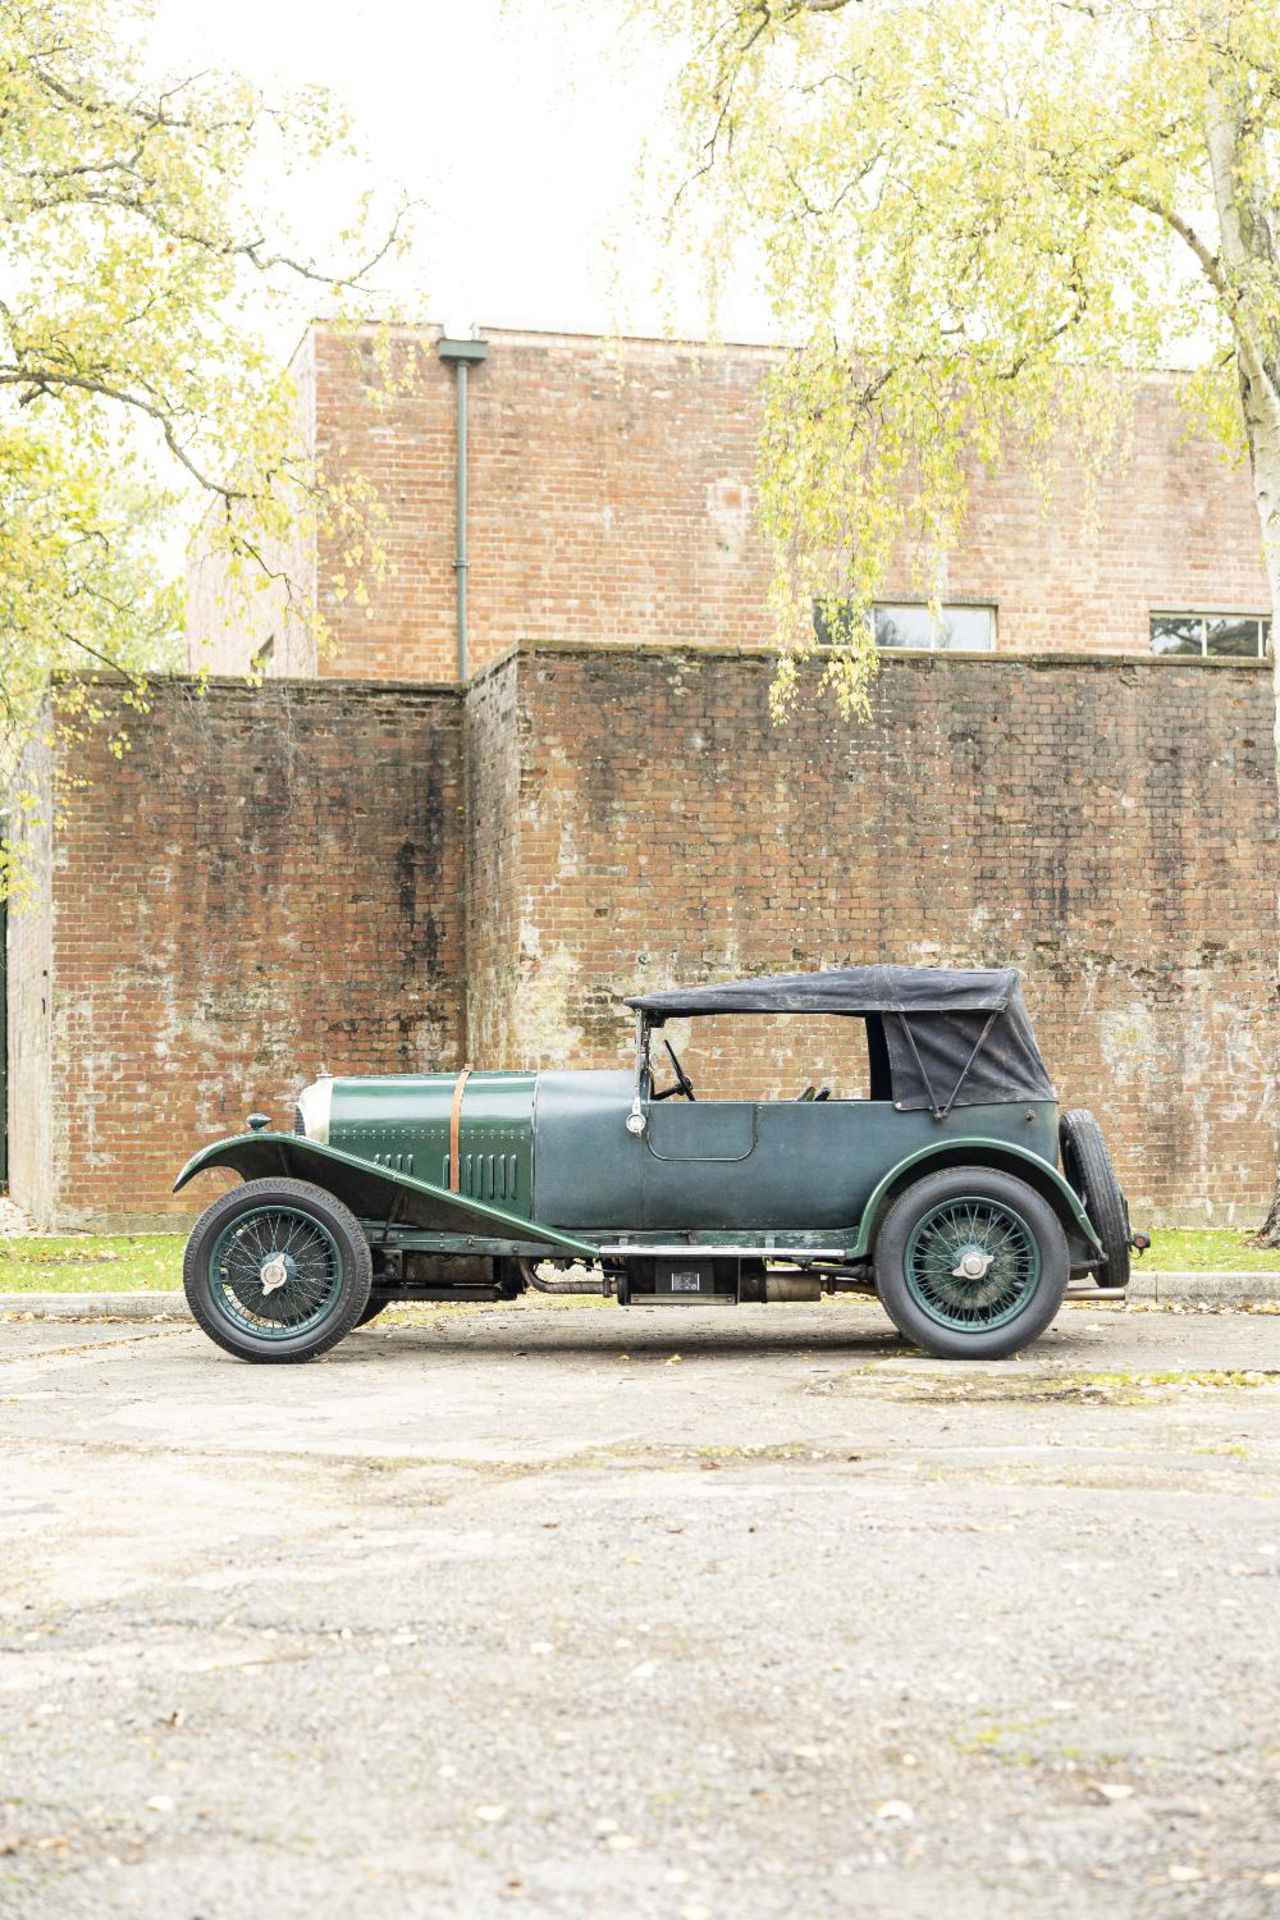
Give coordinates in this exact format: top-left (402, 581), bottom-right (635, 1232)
top-left (904, 1195), bottom-right (1041, 1333)
top-left (209, 1206), bottom-right (344, 1341)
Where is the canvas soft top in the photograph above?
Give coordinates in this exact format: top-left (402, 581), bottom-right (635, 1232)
top-left (626, 966), bottom-right (1018, 1019)
top-left (626, 967), bottom-right (1056, 1116)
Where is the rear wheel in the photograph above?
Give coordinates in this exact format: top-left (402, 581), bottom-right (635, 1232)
top-left (1059, 1109), bottom-right (1130, 1290)
top-left (874, 1166), bottom-right (1069, 1360)
top-left (183, 1177), bottom-right (372, 1363)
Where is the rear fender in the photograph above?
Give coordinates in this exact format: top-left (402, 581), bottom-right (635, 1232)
top-left (851, 1137), bottom-right (1102, 1263)
top-left (173, 1132), bottom-right (601, 1260)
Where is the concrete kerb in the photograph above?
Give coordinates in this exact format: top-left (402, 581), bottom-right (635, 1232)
top-left (1125, 1268), bottom-right (1280, 1303)
top-left (3, 1271), bottom-right (1280, 1320)
top-left (1, 1292), bottom-right (191, 1321)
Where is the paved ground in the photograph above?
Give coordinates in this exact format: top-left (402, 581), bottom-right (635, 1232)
top-left (2, 1298), bottom-right (1279, 1919)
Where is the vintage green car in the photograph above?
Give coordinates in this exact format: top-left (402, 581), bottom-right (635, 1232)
top-left (175, 966), bottom-right (1139, 1364)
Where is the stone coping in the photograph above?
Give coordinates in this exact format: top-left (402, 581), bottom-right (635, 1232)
top-left (44, 647), bottom-right (1271, 704)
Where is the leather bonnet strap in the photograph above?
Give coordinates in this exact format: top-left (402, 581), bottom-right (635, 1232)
top-left (449, 1065), bottom-right (472, 1193)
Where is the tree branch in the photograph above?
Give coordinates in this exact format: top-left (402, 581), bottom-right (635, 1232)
top-left (0, 363), bottom-right (247, 500)
top-left (1113, 184), bottom-right (1228, 295)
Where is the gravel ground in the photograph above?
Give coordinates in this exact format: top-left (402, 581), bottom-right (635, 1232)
top-left (2, 1298), bottom-right (1279, 1919)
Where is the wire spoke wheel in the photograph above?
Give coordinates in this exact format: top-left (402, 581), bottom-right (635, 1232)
top-left (210, 1205), bottom-right (344, 1340)
top-left (904, 1195), bottom-right (1041, 1333)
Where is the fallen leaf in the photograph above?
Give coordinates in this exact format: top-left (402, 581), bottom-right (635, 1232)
top-left (875, 1800), bottom-right (915, 1825)
top-left (473, 1805), bottom-right (506, 1824)
top-left (1167, 1865), bottom-right (1203, 1884)
top-left (1085, 1781), bottom-right (1135, 1805)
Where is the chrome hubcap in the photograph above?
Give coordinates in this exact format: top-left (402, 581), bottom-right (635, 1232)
top-left (259, 1253), bottom-right (292, 1295)
top-left (952, 1248), bottom-right (995, 1281)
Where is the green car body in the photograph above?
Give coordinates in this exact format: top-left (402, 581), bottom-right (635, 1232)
top-left (175, 1072), bottom-right (1097, 1263)
top-left (176, 967), bottom-right (1135, 1364)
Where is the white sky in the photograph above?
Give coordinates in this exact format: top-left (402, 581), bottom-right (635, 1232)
top-left (148, 0), bottom-right (773, 347)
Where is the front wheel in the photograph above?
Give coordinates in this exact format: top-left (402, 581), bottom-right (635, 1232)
top-left (183, 1177), bottom-right (372, 1363)
top-left (874, 1166), bottom-right (1069, 1360)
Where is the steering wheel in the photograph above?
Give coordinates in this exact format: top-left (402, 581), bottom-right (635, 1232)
top-left (651, 1037), bottom-right (696, 1102)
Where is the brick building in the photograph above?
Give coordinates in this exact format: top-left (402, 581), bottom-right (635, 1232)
top-left (188, 324), bottom-right (1272, 682)
top-left (7, 325), bottom-right (1278, 1231)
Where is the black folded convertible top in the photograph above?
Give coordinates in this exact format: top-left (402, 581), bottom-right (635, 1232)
top-left (626, 967), bottom-right (1056, 1115)
top-left (627, 966), bottom-right (1017, 1018)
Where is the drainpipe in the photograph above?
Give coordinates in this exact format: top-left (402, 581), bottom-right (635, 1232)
top-left (436, 335), bottom-right (488, 681)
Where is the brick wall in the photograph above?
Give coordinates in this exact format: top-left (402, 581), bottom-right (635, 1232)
top-left (465, 656), bottom-right (522, 1066)
top-left (189, 324), bottom-right (1272, 682)
top-left (10, 679), bottom-right (467, 1230)
top-left (11, 648), bottom-right (1278, 1229)
top-left (486, 645), bottom-right (1279, 1225)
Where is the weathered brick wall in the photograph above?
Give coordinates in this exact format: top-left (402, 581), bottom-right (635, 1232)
top-left (12, 648), bottom-right (1279, 1228)
top-left (465, 657), bottom-right (522, 1065)
top-left (487, 645), bottom-right (1280, 1225)
top-left (188, 323), bottom-right (1272, 681)
top-left (11, 679), bottom-right (467, 1230)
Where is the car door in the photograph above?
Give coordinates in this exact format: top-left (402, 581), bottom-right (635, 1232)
top-left (640, 1098), bottom-right (758, 1229)
top-left (642, 1095), bottom-right (936, 1234)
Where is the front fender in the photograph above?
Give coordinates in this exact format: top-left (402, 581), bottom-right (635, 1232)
top-left (849, 1137), bottom-right (1103, 1261)
top-left (174, 1132), bottom-right (601, 1261)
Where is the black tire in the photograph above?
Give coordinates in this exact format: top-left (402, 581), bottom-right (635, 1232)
top-left (183, 1177), bottom-right (372, 1363)
top-left (873, 1165), bottom-right (1070, 1361)
top-left (1059, 1109), bottom-right (1130, 1291)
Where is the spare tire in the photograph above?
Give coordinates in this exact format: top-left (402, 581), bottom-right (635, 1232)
top-left (1060, 1109), bottom-right (1130, 1290)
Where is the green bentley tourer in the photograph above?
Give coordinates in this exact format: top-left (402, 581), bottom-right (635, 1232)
top-left (175, 966), bottom-right (1140, 1364)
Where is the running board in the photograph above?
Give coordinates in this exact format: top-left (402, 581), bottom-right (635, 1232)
top-left (599, 1244), bottom-right (852, 1262)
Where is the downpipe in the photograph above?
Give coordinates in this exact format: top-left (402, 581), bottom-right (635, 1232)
top-left (436, 335), bottom-right (488, 680)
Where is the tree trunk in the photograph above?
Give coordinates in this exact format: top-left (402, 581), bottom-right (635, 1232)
top-left (1203, 75), bottom-right (1280, 1241)
top-left (1245, 375), bottom-right (1280, 1242)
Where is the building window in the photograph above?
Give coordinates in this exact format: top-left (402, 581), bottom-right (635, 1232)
top-left (814, 601), bottom-right (996, 651)
top-left (1150, 612), bottom-right (1272, 659)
